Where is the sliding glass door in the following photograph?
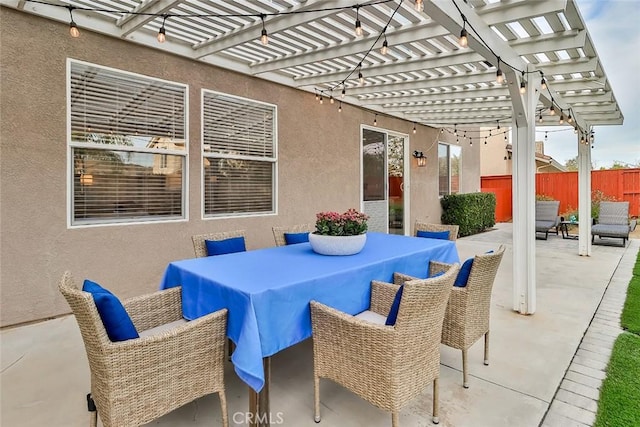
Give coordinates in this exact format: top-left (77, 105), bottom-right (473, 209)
top-left (361, 127), bottom-right (408, 235)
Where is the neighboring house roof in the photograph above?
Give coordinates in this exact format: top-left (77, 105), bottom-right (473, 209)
top-left (505, 143), bottom-right (567, 172)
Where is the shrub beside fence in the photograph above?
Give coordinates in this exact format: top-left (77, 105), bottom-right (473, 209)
top-left (441, 192), bottom-right (496, 237)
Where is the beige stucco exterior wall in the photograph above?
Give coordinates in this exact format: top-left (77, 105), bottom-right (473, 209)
top-left (0, 8), bottom-right (477, 327)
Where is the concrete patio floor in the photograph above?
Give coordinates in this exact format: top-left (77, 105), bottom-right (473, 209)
top-left (2, 223), bottom-right (637, 427)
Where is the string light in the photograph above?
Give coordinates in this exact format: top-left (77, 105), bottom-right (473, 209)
top-left (319, 95), bottom-right (323, 105)
top-left (358, 65), bottom-right (364, 86)
top-left (381, 34), bottom-right (389, 55)
top-left (341, 87), bottom-right (346, 98)
top-left (540, 75), bottom-right (547, 91)
top-left (330, 96), bottom-right (334, 104)
top-left (354, 6), bottom-right (363, 37)
top-left (338, 101), bottom-right (342, 113)
top-left (315, 92), bottom-right (320, 101)
top-left (567, 113), bottom-right (573, 123)
top-left (550, 104), bottom-right (556, 116)
top-left (373, 114), bottom-right (378, 126)
top-left (412, 122), bottom-right (417, 134)
top-left (519, 71), bottom-right (526, 94)
top-left (68, 6), bottom-right (80, 38)
top-left (157, 15), bottom-right (167, 43)
top-left (459, 15), bottom-right (468, 48)
top-left (260, 15), bottom-right (268, 45)
top-left (414, 0), bottom-right (424, 12)
top-left (496, 57), bottom-right (504, 84)
top-left (538, 112), bottom-right (543, 123)
top-left (559, 111), bottom-right (564, 125)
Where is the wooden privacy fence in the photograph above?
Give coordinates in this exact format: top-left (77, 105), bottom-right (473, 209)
top-left (481, 168), bottom-right (640, 222)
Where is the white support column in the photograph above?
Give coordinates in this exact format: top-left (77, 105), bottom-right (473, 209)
top-left (578, 132), bottom-right (592, 255)
top-left (512, 66), bottom-right (539, 314)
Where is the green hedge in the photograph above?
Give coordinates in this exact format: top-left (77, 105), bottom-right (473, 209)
top-left (441, 192), bottom-right (496, 237)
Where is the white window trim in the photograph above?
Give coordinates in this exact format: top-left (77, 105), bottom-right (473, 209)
top-left (200, 89), bottom-right (278, 220)
top-left (66, 58), bottom-right (189, 228)
top-left (438, 142), bottom-right (462, 197)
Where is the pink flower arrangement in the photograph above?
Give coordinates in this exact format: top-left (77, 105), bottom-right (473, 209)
top-left (315, 208), bottom-right (369, 236)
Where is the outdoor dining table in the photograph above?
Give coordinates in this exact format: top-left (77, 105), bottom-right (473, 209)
top-left (159, 231), bottom-right (459, 426)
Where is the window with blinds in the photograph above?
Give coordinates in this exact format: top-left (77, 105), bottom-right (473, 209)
top-left (202, 90), bottom-right (276, 217)
top-left (68, 59), bottom-right (187, 226)
top-left (438, 143), bottom-right (461, 196)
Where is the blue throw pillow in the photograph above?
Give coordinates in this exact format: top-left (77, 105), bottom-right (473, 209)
top-left (385, 285), bottom-right (404, 326)
top-left (284, 232), bottom-right (310, 245)
top-left (205, 236), bottom-right (246, 256)
top-left (417, 230), bottom-right (450, 240)
top-left (82, 280), bottom-right (139, 342)
top-left (454, 257), bottom-right (474, 287)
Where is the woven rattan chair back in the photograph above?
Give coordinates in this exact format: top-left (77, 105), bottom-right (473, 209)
top-left (192, 230), bottom-right (246, 257)
top-left (59, 271), bottom-right (229, 427)
top-left (441, 245), bottom-right (505, 388)
top-left (414, 221), bottom-right (459, 241)
top-left (272, 223), bottom-right (313, 246)
top-left (392, 264), bottom-right (460, 382)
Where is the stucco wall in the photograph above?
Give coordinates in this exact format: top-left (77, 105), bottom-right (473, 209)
top-left (0, 8), bottom-right (475, 326)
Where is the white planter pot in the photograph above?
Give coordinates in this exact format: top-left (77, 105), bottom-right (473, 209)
top-left (308, 233), bottom-right (367, 256)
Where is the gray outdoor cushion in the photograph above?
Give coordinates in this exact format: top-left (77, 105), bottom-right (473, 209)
top-left (592, 224), bottom-right (629, 238)
top-left (536, 220), bottom-right (557, 232)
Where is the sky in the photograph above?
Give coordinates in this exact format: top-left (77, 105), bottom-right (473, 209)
top-left (537, 0), bottom-right (640, 169)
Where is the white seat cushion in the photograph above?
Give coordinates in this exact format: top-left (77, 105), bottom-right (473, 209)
top-left (139, 319), bottom-right (188, 338)
top-left (354, 310), bottom-right (387, 325)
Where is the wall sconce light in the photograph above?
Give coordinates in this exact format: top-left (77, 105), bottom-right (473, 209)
top-left (413, 150), bottom-right (426, 167)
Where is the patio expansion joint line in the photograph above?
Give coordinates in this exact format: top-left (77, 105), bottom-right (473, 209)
top-left (439, 362), bottom-right (549, 404)
top-left (537, 243), bottom-right (632, 427)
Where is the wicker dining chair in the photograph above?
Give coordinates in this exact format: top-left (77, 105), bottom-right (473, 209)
top-left (396, 246), bottom-right (506, 388)
top-left (58, 271), bottom-right (229, 427)
top-left (414, 221), bottom-right (459, 241)
top-left (192, 230), bottom-right (246, 257)
top-left (310, 263), bottom-right (460, 426)
top-left (272, 223), bottom-right (313, 246)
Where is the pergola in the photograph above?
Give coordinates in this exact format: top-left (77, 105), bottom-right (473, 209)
top-left (2, 0), bottom-right (623, 314)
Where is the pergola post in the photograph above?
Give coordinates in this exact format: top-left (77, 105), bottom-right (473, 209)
top-left (578, 132), bottom-right (592, 255)
top-left (511, 65), bottom-right (539, 314)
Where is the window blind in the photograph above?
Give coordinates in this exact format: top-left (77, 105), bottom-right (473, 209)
top-left (69, 60), bottom-right (187, 225)
top-left (202, 90), bottom-right (276, 217)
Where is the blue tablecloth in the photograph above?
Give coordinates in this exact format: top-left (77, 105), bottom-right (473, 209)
top-left (159, 232), bottom-right (459, 392)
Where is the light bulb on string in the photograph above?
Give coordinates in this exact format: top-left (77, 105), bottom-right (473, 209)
top-left (373, 114), bottom-right (378, 126)
top-left (559, 111), bottom-right (564, 125)
top-left (519, 71), bottom-right (526, 94)
top-left (381, 31), bottom-right (388, 55)
top-left (157, 15), bottom-right (167, 43)
top-left (260, 15), bottom-right (269, 45)
top-left (315, 92), bottom-right (319, 101)
top-left (414, 0), bottom-right (424, 12)
top-left (540, 76), bottom-right (547, 91)
top-left (330, 96), bottom-right (334, 104)
top-left (338, 102), bottom-right (342, 113)
top-left (341, 87), bottom-right (346, 98)
top-left (354, 7), bottom-right (363, 37)
top-left (358, 70), bottom-right (364, 86)
top-left (496, 58), bottom-right (504, 84)
top-left (459, 16), bottom-right (468, 47)
top-left (412, 123), bottom-right (417, 134)
top-left (550, 104), bottom-right (555, 115)
top-left (68, 6), bottom-right (80, 38)
top-left (538, 112), bottom-right (543, 123)
top-left (567, 113), bottom-right (573, 123)
top-left (319, 96), bottom-right (323, 105)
